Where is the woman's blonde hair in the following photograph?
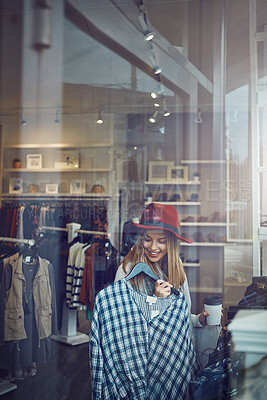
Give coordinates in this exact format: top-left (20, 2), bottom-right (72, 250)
top-left (122, 230), bottom-right (185, 289)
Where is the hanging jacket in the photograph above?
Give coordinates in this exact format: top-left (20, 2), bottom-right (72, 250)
top-left (90, 279), bottom-right (197, 400)
top-left (4, 256), bottom-right (53, 341)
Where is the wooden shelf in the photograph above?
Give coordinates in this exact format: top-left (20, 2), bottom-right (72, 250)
top-left (145, 201), bottom-right (201, 206)
top-left (1, 193), bottom-right (111, 199)
top-left (183, 263), bottom-right (200, 267)
top-left (181, 242), bottom-right (226, 247)
top-left (4, 143), bottom-right (112, 149)
top-left (181, 160), bottom-right (227, 164)
top-left (224, 281), bottom-right (251, 287)
top-left (145, 181), bottom-right (201, 185)
top-left (4, 168), bottom-right (112, 173)
top-left (258, 226), bottom-right (267, 240)
top-left (180, 222), bottom-right (228, 226)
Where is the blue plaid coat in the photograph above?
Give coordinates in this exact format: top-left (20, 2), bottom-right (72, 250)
top-left (89, 279), bottom-right (197, 399)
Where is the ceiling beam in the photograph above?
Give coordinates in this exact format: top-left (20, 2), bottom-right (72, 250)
top-left (65, 0), bottom-right (213, 98)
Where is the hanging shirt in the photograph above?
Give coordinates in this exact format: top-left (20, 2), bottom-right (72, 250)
top-left (115, 262), bottom-right (202, 327)
top-left (65, 242), bottom-right (83, 308)
top-left (90, 279), bottom-right (197, 400)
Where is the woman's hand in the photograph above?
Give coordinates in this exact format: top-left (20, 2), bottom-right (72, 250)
top-left (154, 280), bottom-right (173, 298)
top-left (198, 309), bottom-right (210, 326)
top-left (198, 307), bottom-right (224, 326)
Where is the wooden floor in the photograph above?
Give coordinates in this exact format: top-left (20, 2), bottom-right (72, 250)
top-left (1, 313), bottom-right (92, 400)
top-left (1, 339), bottom-right (92, 400)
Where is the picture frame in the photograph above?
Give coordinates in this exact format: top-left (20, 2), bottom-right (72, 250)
top-left (45, 184), bottom-right (58, 194)
top-left (55, 150), bottom-right (79, 169)
top-left (148, 161), bottom-right (174, 182)
top-left (167, 166), bottom-right (188, 183)
top-left (9, 178), bottom-right (23, 194)
top-left (27, 154), bottom-right (42, 169)
top-left (70, 179), bottom-right (86, 194)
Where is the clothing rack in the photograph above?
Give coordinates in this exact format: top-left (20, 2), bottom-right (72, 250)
top-left (41, 223), bottom-right (110, 346)
top-left (0, 237), bottom-right (25, 395)
top-left (76, 229), bottom-right (110, 237)
top-left (0, 237), bottom-right (35, 247)
top-left (40, 224), bottom-right (110, 244)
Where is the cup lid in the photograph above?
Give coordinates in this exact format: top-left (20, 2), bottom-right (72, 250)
top-left (204, 296), bottom-right (223, 305)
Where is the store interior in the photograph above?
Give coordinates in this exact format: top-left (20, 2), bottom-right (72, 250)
top-left (0, 0), bottom-right (267, 399)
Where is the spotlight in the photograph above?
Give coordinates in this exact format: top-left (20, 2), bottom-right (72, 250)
top-left (150, 84), bottom-right (164, 99)
top-left (138, 13), bottom-right (154, 41)
top-left (96, 109), bottom-right (104, 124)
top-left (195, 108), bottom-right (203, 124)
top-left (163, 98), bottom-right (170, 117)
top-left (149, 109), bottom-right (158, 123)
top-left (20, 110), bottom-right (27, 126)
top-left (149, 54), bottom-right (162, 75)
top-left (164, 109), bottom-right (171, 117)
top-left (153, 66), bottom-right (162, 75)
top-left (54, 109), bottom-right (60, 123)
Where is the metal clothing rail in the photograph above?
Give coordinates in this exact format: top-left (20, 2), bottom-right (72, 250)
top-left (0, 237), bottom-right (35, 246)
top-left (40, 226), bottom-right (68, 232)
top-left (39, 223), bottom-right (111, 346)
top-left (40, 226), bottom-right (110, 237)
top-left (76, 229), bottom-right (110, 237)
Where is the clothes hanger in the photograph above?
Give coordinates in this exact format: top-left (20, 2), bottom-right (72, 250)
top-left (21, 244), bottom-right (38, 265)
top-left (125, 262), bottom-right (159, 281)
top-left (125, 245), bottom-right (180, 296)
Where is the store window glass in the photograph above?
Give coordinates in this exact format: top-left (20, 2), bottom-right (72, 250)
top-left (0, 0), bottom-right (267, 399)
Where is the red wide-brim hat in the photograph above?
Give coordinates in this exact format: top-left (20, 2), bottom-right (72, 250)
top-left (127, 203), bottom-right (193, 244)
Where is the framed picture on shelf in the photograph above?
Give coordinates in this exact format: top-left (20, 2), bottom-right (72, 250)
top-left (55, 150), bottom-right (79, 169)
top-left (27, 154), bottom-right (42, 169)
top-left (45, 184), bottom-right (58, 194)
top-left (70, 179), bottom-right (85, 194)
top-left (148, 161), bottom-right (174, 182)
top-left (167, 166), bottom-right (188, 183)
top-left (9, 178), bottom-right (23, 194)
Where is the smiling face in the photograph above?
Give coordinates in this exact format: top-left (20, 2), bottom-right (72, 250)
top-left (142, 229), bottom-right (168, 264)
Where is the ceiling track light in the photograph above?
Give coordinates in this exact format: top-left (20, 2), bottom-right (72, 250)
top-left (195, 107), bottom-right (203, 124)
top-left (138, 13), bottom-right (154, 41)
top-left (153, 65), bottom-right (162, 75)
top-left (54, 108), bottom-right (60, 123)
top-left (149, 53), bottom-right (162, 75)
top-left (96, 109), bottom-right (104, 124)
top-left (20, 112), bottom-right (27, 126)
top-left (150, 83), bottom-right (164, 100)
top-left (162, 97), bottom-right (170, 117)
top-left (149, 109), bottom-right (158, 123)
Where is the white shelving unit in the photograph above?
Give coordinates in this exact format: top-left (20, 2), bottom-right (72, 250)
top-left (3, 168), bottom-right (112, 173)
top-left (183, 262), bottom-right (200, 267)
top-left (4, 143), bottom-right (112, 149)
top-left (1, 141), bottom-right (113, 199)
top-left (181, 160), bottom-right (227, 164)
top-left (145, 159), bottom-right (227, 304)
top-left (145, 201), bottom-right (200, 206)
top-left (181, 242), bottom-right (226, 247)
top-left (145, 181), bottom-right (201, 186)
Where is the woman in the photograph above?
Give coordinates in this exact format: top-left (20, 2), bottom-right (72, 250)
top-left (115, 202), bottom-right (209, 327)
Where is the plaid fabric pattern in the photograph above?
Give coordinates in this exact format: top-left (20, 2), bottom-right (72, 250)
top-left (90, 279), bottom-right (197, 400)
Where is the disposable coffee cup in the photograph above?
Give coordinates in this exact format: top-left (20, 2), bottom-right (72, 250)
top-left (203, 296), bottom-right (223, 325)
